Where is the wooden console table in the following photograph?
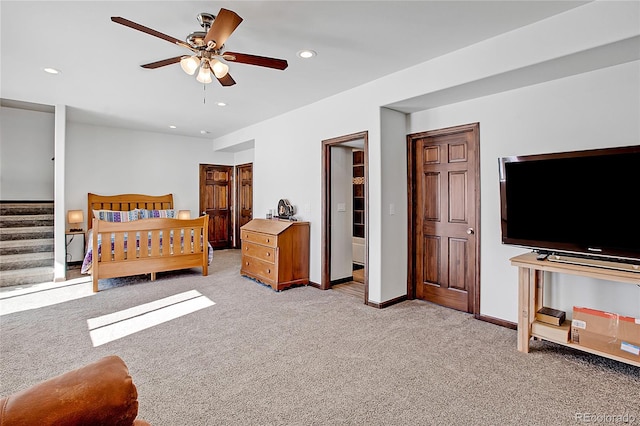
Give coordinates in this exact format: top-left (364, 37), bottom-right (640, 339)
top-left (511, 252), bottom-right (640, 367)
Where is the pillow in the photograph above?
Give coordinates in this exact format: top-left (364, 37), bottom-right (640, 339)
top-left (139, 209), bottom-right (176, 219)
top-left (92, 209), bottom-right (139, 222)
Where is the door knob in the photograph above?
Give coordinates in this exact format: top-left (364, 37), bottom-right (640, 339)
top-left (467, 228), bottom-right (475, 235)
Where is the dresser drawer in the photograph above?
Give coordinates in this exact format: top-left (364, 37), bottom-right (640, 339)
top-left (242, 241), bottom-right (276, 263)
top-left (241, 230), bottom-right (278, 248)
top-left (241, 256), bottom-right (276, 284)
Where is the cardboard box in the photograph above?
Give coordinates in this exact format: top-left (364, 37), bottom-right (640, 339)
top-left (532, 320), bottom-right (570, 343)
top-left (571, 307), bottom-right (640, 361)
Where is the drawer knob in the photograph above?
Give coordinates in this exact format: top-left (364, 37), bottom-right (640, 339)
top-left (267, 269), bottom-right (271, 273)
top-left (266, 238), bottom-right (270, 243)
top-left (266, 252), bottom-right (270, 256)
top-left (246, 246), bottom-right (249, 250)
top-left (246, 261), bottom-right (249, 265)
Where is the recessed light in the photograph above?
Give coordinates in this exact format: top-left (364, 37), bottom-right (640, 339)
top-left (216, 102), bottom-right (227, 107)
top-left (200, 130), bottom-right (210, 135)
top-left (297, 50), bottom-right (316, 59)
top-left (169, 125), bottom-right (177, 129)
top-left (43, 68), bottom-right (61, 74)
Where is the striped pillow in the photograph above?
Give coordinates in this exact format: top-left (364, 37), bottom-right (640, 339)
top-left (139, 209), bottom-right (176, 219)
top-left (93, 209), bottom-right (139, 222)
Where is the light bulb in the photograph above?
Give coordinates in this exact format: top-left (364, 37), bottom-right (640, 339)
top-left (210, 59), bottom-right (229, 79)
top-left (196, 62), bottom-right (213, 84)
top-left (297, 50), bottom-right (316, 59)
top-left (180, 56), bottom-right (200, 75)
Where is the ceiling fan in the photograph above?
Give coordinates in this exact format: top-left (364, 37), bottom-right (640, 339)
top-left (111, 8), bottom-right (288, 86)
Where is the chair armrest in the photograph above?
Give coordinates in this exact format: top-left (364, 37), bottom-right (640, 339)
top-left (0, 355), bottom-right (145, 426)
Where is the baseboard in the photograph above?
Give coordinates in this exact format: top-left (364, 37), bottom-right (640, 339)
top-left (476, 314), bottom-right (517, 329)
top-left (367, 294), bottom-right (407, 309)
top-left (0, 200), bottom-right (54, 203)
top-left (307, 281), bottom-right (321, 289)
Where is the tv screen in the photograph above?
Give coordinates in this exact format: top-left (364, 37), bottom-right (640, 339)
top-left (499, 145), bottom-right (640, 264)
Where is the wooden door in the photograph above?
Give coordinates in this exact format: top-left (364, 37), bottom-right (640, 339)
top-left (235, 163), bottom-right (253, 248)
top-left (200, 164), bottom-right (233, 249)
top-left (408, 123), bottom-right (479, 313)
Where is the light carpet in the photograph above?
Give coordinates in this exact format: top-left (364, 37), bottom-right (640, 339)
top-left (1, 250), bottom-right (638, 425)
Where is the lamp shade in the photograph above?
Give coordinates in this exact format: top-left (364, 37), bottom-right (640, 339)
top-left (196, 62), bottom-right (213, 84)
top-left (67, 210), bottom-right (84, 231)
top-left (177, 210), bottom-right (191, 220)
top-left (211, 59), bottom-right (229, 79)
top-left (180, 55), bottom-right (200, 75)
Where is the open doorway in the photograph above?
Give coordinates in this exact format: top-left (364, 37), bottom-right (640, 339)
top-left (321, 131), bottom-right (368, 304)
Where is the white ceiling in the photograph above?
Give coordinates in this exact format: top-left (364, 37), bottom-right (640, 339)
top-left (1, 1), bottom-right (589, 140)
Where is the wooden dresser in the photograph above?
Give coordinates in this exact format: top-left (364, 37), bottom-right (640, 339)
top-left (240, 219), bottom-right (310, 291)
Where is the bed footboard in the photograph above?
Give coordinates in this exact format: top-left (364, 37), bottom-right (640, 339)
top-left (91, 216), bottom-right (209, 292)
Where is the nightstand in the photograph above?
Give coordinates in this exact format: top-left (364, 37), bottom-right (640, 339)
top-left (65, 230), bottom-right (86, 269)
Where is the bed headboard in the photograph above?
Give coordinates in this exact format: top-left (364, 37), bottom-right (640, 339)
top-left (87, 193), bottom-right (174, 221)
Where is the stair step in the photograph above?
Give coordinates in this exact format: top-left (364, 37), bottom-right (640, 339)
top-left (0, 226), bottom-right (54, 241)
top-left (0, 252), bottom-right (54, 271)
top-left (0, 267), bottom-right (55, 287)
top-left (0, 203), bottom-right (54, 216)
top-left (0, 202), bottom-right (57, 286)
top-left (0, 214), bottom-right (54, 228)
top-left (0, 239), bottom-right (55, 255)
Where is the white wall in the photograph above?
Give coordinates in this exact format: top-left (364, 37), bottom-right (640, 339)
top-left (65, 122), bottom-right (232, 224)
top-left (64, 123), bottom-right (233, 260)
top-left (380, 107), bottom-right (408, 302)
top-left (214, 98), bottom-right (380, 288)
top-left (234, 148), bottom-right (254, 166)
top-left (330, 146), bottom-right (353, 281)
top-left (54, 105), bottom-right (67, 280)
top-left (0, 107), bottom-right (54, 200)
top-left (211, 1), bottom-right (639, 317)
top-left (408, 61), bottom-right (640, 319)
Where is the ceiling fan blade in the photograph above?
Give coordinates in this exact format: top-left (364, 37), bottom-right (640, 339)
top-left (223, 52), bottom-right (288, 70)
top-left (111, 16), bottom-right (194, 51)
top-left (203, 8), bottom-right (243, 48)
top-left (217, 73), bottom-right (236, 87)
top-left (141, 56), bottom-right (183, 69)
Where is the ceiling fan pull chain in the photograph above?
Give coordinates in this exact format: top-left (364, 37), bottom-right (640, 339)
top-left (203, 84), bottom-right (206, 105)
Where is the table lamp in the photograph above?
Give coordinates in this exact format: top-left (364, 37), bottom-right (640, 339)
top-left (67, 210), bottom-right (84, 232)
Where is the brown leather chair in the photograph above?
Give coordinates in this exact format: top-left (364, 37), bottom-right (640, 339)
top-left (0, 355), bottom-right (150, 426)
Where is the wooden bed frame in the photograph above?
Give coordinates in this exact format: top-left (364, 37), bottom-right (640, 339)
top-left (87, 193), bottom-right (209, 292)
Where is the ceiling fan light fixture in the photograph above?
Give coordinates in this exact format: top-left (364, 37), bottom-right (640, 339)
top-left (196, 61), bottom-right (213, 84)
top-left (112, 8), bottom-right (286, 89)
top-left (180, 55), bottom-right (200, 75)
top-left (210, 59), bottom-right (229, 79)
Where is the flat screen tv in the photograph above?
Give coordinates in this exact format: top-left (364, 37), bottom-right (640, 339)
top-left (499, 145), bottom-right (640, 265)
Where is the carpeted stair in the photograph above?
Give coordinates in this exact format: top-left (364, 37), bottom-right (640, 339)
top-left (0, 202), bottom-right (54, 287)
